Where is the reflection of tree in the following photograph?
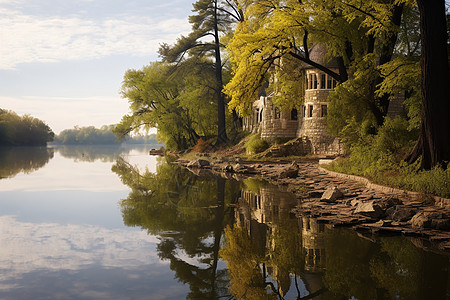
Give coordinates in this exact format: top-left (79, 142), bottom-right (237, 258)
top-left (112, 157), bottom-right (240, 299)
top-left (0, 147), bottom-right (53, 179)
top-left (221, 184), bottom-right (305, 299)
top-left (221, 225), bottom-right (274, 299)
top-left (370, 237), bottom-right (449, 299)
top-left (322, 228), bottom-right (450, 300)
top-left (322, 228), bottom-right (378, 299)
top-left (112, 157), bottom-right (450, 299)
top-left (55, 145), bottom-right (152, 162)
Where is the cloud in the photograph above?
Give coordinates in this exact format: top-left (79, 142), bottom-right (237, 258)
top-left (0, 7), bottom-right (190, 70)
top-left (0, 215), bottom-right (163, 283)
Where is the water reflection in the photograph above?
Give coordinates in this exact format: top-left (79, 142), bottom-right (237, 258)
top-left (112, 157), bottom-right (241, 299)
top-left (0, 147), bottom-right (53, 179)
top-left (0, 145), bottom-right (157, 181)
top-left (54, 144), bottom-right (156, 162)
top-left (114, 159), bottom-right (449, 300)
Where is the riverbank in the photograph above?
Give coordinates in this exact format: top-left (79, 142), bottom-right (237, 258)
top-left (172, 153), bottom-right (450, 252)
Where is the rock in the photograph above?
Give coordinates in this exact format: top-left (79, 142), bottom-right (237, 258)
top-left (376, 197), bottom-right (403, 210)
top-left (431, 218), bottom-right (450, 230)
top-left (279, 162), bottom-right (299, 179)
top-left (308, 191), bottom-right (323, 198)
top-left (321, 186), bottom-right (344, 202)
top-left (409, 211), bottom-right (450, 229)
top-left (149, 148), bottom-right (165, 155)
top-left (233, 163), bottom-right (256, 174)
top-left (223, 164), bottom-right (234, 173)
top-left (354, 201), bottom-right (384, 218)
top-left (187, 159), bottom-right (210, 168)
top-left (374, 220), bottom-right (392, 227)
top-left (410, 212), bottom-right (432, 229)
top-left (385, 205), bottom-right (416, 222)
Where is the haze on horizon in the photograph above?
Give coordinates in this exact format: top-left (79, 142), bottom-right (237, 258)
top-left (0, 0), bottom-right (192, 134)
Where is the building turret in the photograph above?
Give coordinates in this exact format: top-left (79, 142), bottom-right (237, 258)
top-left (297, 44), bottom-right (342, 155)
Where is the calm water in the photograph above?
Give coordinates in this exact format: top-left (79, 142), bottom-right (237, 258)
top-left (0, 146), bottom-right (448, 300)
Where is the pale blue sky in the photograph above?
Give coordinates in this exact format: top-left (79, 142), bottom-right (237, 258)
top-left (0, 0), bottom-right (192, 133)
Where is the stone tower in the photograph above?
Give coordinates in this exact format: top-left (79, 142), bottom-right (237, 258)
top-left (297, 44), bottom-right (343, 155)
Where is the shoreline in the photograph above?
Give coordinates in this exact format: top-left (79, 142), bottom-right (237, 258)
top-left (173, 154), bottom-right (450, 253)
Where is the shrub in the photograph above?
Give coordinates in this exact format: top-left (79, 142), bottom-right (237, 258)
top-left (245, 134), bottom-right (269, 154)
top-left (192, 138), bottom-right (214, 153)
top-left (325, 116), bottom-right (449, 198)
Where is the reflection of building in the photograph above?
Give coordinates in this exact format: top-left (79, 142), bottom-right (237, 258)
top-left (300, 216), bottom-right (326, 273)
top-left (237, 186), bottom-right (298, 226)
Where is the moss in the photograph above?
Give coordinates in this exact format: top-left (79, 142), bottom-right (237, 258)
top-left (244, 134), bottom-right (269, 154)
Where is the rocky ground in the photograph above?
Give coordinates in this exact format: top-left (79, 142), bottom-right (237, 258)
top-left (173, 155), bottom-right (450, 253)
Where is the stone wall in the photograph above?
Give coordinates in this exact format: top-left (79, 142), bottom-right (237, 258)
top-left (261, 107), bottom-right (298, 141)
top-left (297, 68), bottom-right (343, 155)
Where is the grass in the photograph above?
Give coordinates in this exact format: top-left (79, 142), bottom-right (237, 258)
top-left (325, 156), bottom-right (450, 198)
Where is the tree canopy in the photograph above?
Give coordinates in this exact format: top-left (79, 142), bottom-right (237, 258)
top-left (0, 109), bottom-right (54, 146)
top-left (159, 0), bottom-right (244, 145)
top-left (114, 61), bottom-right (218, 150)
top-left (54, 125), bottom-right (158, 145)
top-left (224, 0), bottom-right (448, 169)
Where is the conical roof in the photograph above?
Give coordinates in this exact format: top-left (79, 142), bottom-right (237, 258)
top-left (304, 44), bottom-right (340, 69)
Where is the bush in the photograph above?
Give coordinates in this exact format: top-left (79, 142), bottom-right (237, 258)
top-left (192, 138), bottom-right (214, 153)
top-left (325, 116), bottom-right (450, 198)
top-left (245, 134), bottom-right (269, 154)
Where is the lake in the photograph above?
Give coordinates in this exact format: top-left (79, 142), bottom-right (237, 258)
top-left (0, 146), bottom-right (448, 299)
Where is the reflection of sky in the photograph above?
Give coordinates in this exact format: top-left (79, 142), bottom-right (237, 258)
top-left (0, 215), bottom-right (188, 299)
top-left (0, 147), bottom-right (187, 299)
top-left (0, 148), bottom-right (158, 192)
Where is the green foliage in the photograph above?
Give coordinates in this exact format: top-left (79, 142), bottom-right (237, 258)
top-left (54, 125), bottom-right (119, 145)
top-left (115, 61), bottom-right (218, 150)
top-left (377, 57), bottom-right (421, 130)
top-left (326, 117), bottom-right (450, 197)
top-left (245, 134), bottom-right (269, 154)
top-left (327, 54), bottom-right (380, 147)
top-left (225, 0), bottom-right (404, 115)
top-left (0, 109), bottom-right (54, 146)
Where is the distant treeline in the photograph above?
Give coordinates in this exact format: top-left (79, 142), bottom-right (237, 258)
top-left (0, 109), bottom-right (54, 146)
top-left (53, 125), bottom-right (159, 145)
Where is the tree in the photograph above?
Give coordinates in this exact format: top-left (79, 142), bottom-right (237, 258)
top-left (405, 0), bottom-right (450, 169)
top-left (55, 125), bottom-right (120, 145)
top-left (159, 0), bottom-right (244, 145)
top-left (225, 0), bottom-right (406, 127)
top-left (0, 109), bottom-right (54, 146)
top-left (115, 62), bottom-right (217, 150)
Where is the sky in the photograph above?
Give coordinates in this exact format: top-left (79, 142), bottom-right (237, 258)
top-left (0, 0), bottom-right (193, 133)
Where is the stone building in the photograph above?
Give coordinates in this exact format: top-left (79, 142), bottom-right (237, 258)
top-left (297, 44), bottom-right (343, 155)
top-left (242, 94), bottom-right (299, 141)
top-left (243, 44), bottom-right (343, 155)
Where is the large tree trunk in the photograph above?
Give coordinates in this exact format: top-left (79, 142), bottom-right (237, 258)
top-left (376, 4), bottom-right (404, 120)
top-left (406, 0), bottom-right (450, 169)
top-left (214, 0), bottom-right (228, 145)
